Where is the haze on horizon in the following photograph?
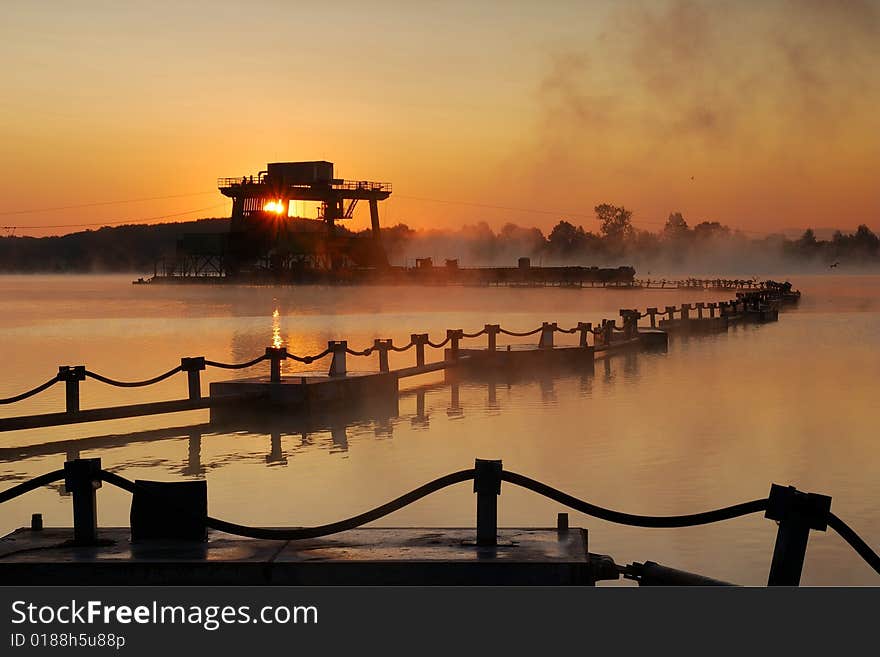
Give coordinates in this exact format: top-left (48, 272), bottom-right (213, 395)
top-left (1, 0), bottom-right (878, 238)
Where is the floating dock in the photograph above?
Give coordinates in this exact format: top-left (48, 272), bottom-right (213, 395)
top-left (0, 526), bottom-right (615, 586)
top-left (1, 455), bottom-right (875, 587)
top-left (0, 286), bottom-right (794, 433)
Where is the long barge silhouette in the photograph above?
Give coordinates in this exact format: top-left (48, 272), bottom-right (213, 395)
top-left (134, 159), bottom-right (640, 286)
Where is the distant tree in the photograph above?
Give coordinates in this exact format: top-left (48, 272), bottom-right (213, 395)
top-left (798, 228), bottom-right (818, 249)
top-left (853, 224), bottom-right (879, 256)
top-left (547, 220), bottom-right (588, 256)
top-left (692, 221), bottom-right (731, 240)
top-left (595, 204), bottom-right (634, 242)
top-left (663, 212), bottom-right (690, 240)
top-left (498, 223), bottom-right (547, 256)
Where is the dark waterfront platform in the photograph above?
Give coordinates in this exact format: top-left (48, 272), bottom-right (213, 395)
top-left (0, 526), bottom-right (614, 586)
top-left (658, 317), bottom-right (729, 333)
top-left (447, 345), bottom-right (596, 374)
top-left (636, 328), bottom-right (669, 349)
top-left (209, 371), bottom-right (398, 418)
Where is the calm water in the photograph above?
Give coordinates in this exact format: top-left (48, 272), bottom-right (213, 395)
top-left (0, 274), bottom-right (878, 585)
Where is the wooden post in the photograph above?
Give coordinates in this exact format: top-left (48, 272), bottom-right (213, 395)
top-left (708, 303), bottom-right (717, 318)
top-left (180, 357), bottom-right (206, 400)
top-left (447, 329), bottom-right (463, 361)
top-left (602, 320), bottom-right (614, 345)
top-left (58, 366), bottom-right (86, 414)
top-left (538, 322), bottom-right (556, 349)
top-left (373, 339), bottom-right (391, 373)
top-left (63, 457), bottom-right (102, 545)
top-left (577, 322), bottom-right (591, 347)
top-left (665, 306), bottom-right (676, 322)
top-left (681, 303), bottom-right (691, 320)
top-left (474, 458), bottom-right (502, 546)
top-left (328, 341), bottom-right (348, 377)
top-left (646, 308), bottom-right (658, 328)
top-left (557, 512), bottom-right (569, 533)
top-left (484, 324), bottom-right (499, 352)
top-left (619, 310), bottom-right (638, 339)
top-left (265, 347), bottom-right (287, 383)
top-left (765, 484), bottom-right (831, 586)
top-left (696, 302), bottom-right (704, 319)
top-left (411, 333), bottom-right (427, 367)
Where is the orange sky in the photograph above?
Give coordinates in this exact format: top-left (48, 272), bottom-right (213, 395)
top-left (1, 0), bottom-right (878, 237)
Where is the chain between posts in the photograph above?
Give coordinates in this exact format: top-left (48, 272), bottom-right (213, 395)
top-left (1, 458), bottom-right (875, 584)
top-left (0, 285), bottom-right (794, 408)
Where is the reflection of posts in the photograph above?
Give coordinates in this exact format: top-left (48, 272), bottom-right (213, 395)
top-left (185, 429), bottom-right (204, 475)
top-left (330, 424), bottom-right (348, 451)
top-left (487, 381), bottom-right (498, 410)
top-left (411, 390), bottom-right (429, 428)
top-left (447, 383), bottom-right (463, 418)
top-left (266, 431), bottom-right (287, 465)
top-left (374, 418), bottom-right (393, 438)
top-left (540, 375), bottom-right (555, 402)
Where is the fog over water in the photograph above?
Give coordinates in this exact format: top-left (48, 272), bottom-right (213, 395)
top-left (0, 274), bottom-right (877, 585)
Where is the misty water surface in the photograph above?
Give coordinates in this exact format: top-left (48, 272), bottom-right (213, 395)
top-left (0, 274), bottom-right (878, 585)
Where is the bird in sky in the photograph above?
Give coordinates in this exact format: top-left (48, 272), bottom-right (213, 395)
top-left (830, 261), bottom-right (840, 269)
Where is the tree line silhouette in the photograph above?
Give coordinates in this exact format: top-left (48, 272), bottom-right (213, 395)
top-left (0, 206), bottom-right (877, 273)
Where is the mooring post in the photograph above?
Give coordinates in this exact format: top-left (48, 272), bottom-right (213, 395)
top-left (447, 329), bottom-right (463, 361)
top-left (265, 347), bottom-right (287, 383)
top-left (708, 303), bottom-right (717, 318)
top-left (180, 357), bottom-right (206, 400)
top-left (577, 322), bottom-right (591, 347)
top-left (57, 366), bottom-right (86, 414)
top-left (665, 306), bottom-right (676, 322)
top-left (412, 333), bottom-right (428, 367)
top-left (538, 322), bottom-right (556, 349)
top-left (646, 308), bottom-right (658, 328)
top-left (63, 457), bottom-right (102, 545)
top-left (474, 458), bottom-right (502, 546)
top-left (619, 310), bottom-right (638, 339)
top-left (681, 303), bottom-right (691, 320)
top-left (373, 339), bottom-right (391, 373)
top-left (603, 320), bottom-right (614, 345)
top-left (484, 324), bottom-right (499, 352)
top-left (328, 340), bottom-right (348, 377)
top-left (557, 512), bottom-right (569, 533)
top-left (765, 484), bottom-right (832, 586)
top-left (696, 302), bottom-right (704, 319)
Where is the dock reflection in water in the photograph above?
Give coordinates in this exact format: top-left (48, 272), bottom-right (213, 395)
top-left (0, 275), bottom-right (878, 585)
